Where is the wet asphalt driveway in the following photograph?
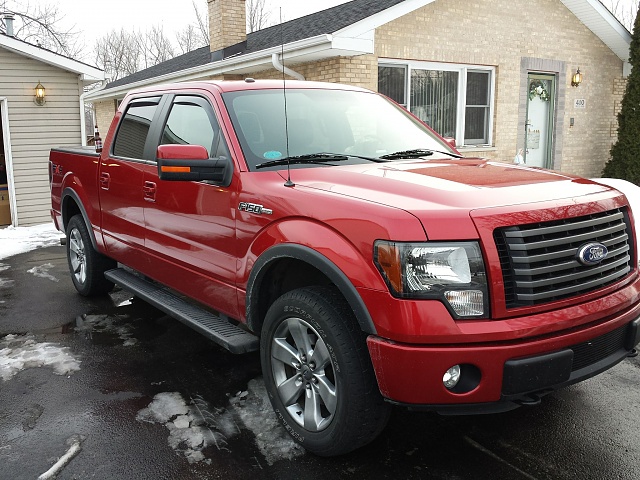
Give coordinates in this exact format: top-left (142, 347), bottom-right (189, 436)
top-left (0, 244), bottom-right (639, 480)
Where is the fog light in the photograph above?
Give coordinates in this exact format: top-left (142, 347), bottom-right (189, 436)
top-left (443, 365), bottom-right (461, 389)
top-left (444, 290), bottom-right (484, 316)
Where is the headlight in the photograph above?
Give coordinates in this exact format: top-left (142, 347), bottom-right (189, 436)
top-left (374, 241), bottom-right (489, 318)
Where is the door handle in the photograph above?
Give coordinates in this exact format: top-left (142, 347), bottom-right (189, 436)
top-left (143, 181), bottom-right (156, 202)
top-left (99, 172), bottom-right (110, 190)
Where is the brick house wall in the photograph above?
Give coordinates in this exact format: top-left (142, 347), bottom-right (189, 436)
top-left (253, 55), bottom-right (378, 91)
top-left (94, 100), bottom-right (116, 138)
top-left (91, 0), bottom-right (627, 178)
top-left (374, 0), bottom-right (625, 177)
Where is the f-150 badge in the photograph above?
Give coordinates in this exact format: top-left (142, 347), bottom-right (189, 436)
top-left (238, 202), bottom-right (273, 215)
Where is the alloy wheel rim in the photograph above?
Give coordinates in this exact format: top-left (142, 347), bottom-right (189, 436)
top-left (270, 317), bottom-right (337, 432)
top-left (68, 228), bottom-right (86, 285)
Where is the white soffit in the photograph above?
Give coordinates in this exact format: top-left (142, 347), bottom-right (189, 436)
top-left (561, 0), bottom-right (632, 61)
top-left (0, 34), bottom-right (104, 81)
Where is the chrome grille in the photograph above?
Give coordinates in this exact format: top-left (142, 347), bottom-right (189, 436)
top-left (495, 208), bottom-right (633, 308)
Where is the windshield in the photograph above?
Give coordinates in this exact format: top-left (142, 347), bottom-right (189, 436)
top-left (222, 88), bottom-right (456, 171)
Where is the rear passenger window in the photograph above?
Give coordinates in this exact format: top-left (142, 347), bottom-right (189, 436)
top-left (160, 96), bottom-right (226, 158)
top-left (112, 98), bottom-right (160, 159)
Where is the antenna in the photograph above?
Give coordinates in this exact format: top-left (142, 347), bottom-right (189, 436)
top-left (280, 8), bottom-right (294, 188)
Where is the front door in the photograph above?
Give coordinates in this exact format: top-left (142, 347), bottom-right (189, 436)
top-left (142, 94), bottom-right (241, 319)
top-left (524, 73), bottom-right (556, 168)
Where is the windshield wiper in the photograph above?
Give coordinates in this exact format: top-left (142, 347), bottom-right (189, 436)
top-left (379, 148), bottom-right (463, 160)
top-left (256, 153), bottom-right (348, 169)
top-left (255, 152), bottom-right (389, 169)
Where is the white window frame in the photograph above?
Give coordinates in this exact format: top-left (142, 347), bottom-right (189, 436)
top-left (378, 60), bottom-right (496, 147)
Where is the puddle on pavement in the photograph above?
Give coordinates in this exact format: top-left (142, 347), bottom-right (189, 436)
top-left (33, 287), bottom-right (167, 345)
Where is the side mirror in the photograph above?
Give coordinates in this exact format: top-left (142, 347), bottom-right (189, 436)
top-left (443, 137), bottom-right (457, 151)
top-left (156, 144), bottom-right (233, 186)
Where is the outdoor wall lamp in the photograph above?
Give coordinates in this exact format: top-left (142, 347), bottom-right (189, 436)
top-left (34, 81), bottom-right (46, 105)
top-left (571, 68), bottom-right (582, 87)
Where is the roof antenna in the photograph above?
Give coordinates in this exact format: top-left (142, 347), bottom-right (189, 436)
top-left (280, 7), bottom-right (294, 188)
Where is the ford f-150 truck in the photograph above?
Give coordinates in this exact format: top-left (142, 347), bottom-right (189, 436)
top-left (50, 79), bottom-right (640, 456)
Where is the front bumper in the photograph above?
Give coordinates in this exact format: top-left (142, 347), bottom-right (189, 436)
top-left (367, 311), bottom-right (640, 412)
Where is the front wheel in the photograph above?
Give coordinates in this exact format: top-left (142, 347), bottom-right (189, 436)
top-left (260, 286), bottom-right (390, 456)
top-left (66, 215), bottom-right (116, 296)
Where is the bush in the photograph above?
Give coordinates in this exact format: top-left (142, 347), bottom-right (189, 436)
top-left (603, 13), bottom-right (640, 184)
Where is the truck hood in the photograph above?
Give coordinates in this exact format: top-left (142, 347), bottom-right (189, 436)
top-left (288, 158), bottom-right (619, 239)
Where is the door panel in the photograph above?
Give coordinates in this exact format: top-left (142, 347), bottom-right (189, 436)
top-left (100, 97), bottom-right (163, 269)
top-left (524, 74), bottom-right (556, 168)
top-left (142, 95), bottom-right (240, 318)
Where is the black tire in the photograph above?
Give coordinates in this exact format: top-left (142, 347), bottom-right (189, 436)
top-left (65, 215), bottom-right (116, 296)
top-left (260, 286), bottom-right (391, 456)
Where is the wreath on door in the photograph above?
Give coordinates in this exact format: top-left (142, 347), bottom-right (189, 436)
top-left (529, 79), bottom-right (550, 102)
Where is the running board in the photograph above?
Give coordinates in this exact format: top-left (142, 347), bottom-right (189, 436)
top-left (104, 268), bottom-right (259, 354)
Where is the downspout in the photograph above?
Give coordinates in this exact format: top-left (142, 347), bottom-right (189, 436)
top-left (271, 53), bottom-right (305, 81)
top-left (79, 79), bottom-right (107, 146)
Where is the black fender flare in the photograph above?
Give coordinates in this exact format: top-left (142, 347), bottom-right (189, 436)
top-left (62, 187), bottom-right (99, 251)
top-left (246, 244), bottom-right (377, 335)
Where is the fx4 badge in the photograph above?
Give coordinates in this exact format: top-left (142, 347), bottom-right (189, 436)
top-left (238, 202), bottom-right (273, 215)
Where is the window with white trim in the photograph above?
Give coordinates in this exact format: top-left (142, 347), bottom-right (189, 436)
top-left (378, 61), bottom-right (495, 147)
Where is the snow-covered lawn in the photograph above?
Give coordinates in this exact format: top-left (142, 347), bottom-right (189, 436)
top-left (0, 223), bottom-right (62, 261)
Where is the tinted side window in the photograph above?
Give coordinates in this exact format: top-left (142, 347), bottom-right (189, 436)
top-left (160, 97), bottom-right (223, 157)
top-left (112, 98), bottom-right (160, 159)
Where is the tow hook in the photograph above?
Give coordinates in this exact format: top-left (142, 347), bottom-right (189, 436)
top-left (628, 348), bottom-right (638, 358)
top-left (515, 394), bottom-right (542, 406)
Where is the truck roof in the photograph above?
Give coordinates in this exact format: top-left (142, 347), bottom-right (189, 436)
top-left (126, 79), bottom-right (373, 97)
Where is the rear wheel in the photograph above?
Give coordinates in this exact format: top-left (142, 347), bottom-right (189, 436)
top-left (260, 286), bottom-right (390, 456)
top-left (66, 215), bottom-right (115, 296)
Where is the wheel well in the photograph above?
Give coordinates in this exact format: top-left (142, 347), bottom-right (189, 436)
top-left (62, 196), bottom-right (82, 231)
top-left (252, 258), bottom-right (332, 332)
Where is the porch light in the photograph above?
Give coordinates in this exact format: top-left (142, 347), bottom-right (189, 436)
top-left (571, 68), bottom-right (582, 87)
top-left (34, 81), bottom-right (46, 105)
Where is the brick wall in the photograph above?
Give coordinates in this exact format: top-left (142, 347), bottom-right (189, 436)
top-left (94, 100), bottom-right (117, 138)
top-left (250, 55), bottom-right (378, 91)
top-left (209, 0), bottom-right (246, 53)
top-left (612, 76), bottom-right (627, 140)
top-left (374, 0), bottom-right (624, 177)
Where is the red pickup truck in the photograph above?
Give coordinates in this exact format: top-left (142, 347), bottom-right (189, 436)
top-left (50, 80), bottom-right (640, 456)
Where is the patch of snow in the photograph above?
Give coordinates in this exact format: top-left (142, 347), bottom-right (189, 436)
top-left (74, 314), bottom-right (138, 346)
top-left (0, 334), bottom-right (81, 381)
top-left (0, 223), bottom-right (62, 261)
top-left (0, 278), bottom-right (14, 288)
top-left (27, 263), bottom-right (59, 283)
top-left (137, 379), bottom-right (304, 466)
top-left (137, 392), bottom-right (227, 464)
top-left (0, 263), bottom-right (10, 272)
top-left (230, 378), bottom-right (304, 465)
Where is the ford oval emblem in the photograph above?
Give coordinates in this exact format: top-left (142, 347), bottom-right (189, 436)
top-left (576, 242), bottom-right (608, 266)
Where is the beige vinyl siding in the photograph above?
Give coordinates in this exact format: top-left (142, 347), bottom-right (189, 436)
top-left (0, 47), bottom-right (83, 226)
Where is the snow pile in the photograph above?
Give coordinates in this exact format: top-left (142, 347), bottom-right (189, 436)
top-left (230, 378), bottom-right (305, 465)
top-left (0, 334), bottom-right (81, 381)
top-left (137, 379), bottom-right (303, 465)
top-left (27, 263), bottom-right (59, 283)
top-left (137, 392), bottom-right (236, 464)
top-left (0, 223), bottom-right (62, 260)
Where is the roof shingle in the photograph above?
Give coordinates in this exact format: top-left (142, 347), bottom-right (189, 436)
top-left (106, 0), bottom-right (405, 89)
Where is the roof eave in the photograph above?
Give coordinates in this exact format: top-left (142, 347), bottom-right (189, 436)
top-left (0, 34), bottom-right (104, 80)
top-left (561, 0), bottom-right (632, 62)
top-left (85, 34), bottom-right (373, 102)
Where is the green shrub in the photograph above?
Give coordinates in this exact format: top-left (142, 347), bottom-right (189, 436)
top-left (603, 13), bottom-right (640, 184)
